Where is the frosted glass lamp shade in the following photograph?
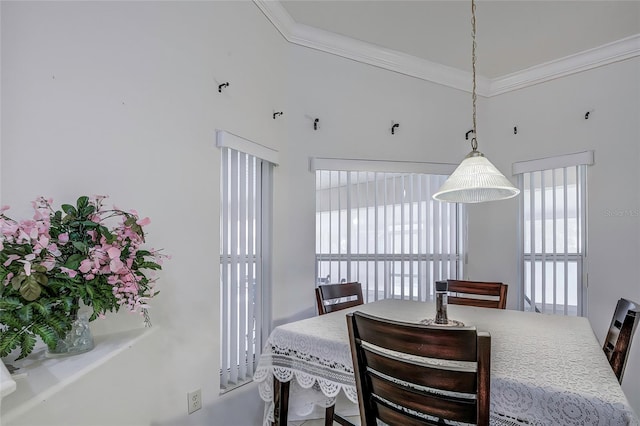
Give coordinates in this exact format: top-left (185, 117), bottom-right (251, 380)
top-left (433, 151), bottom-right (520, 203)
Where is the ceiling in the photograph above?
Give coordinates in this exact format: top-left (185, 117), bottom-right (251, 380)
top-left (279, 0), bottom-right (640, 79)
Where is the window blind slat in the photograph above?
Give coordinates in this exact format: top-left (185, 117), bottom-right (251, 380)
top-left (229, 150), bottom-right (239, 384)
top-left (315, 169), bottom-right (464, 304)
top-left (238, 154), bottom-right (248, 380)
top-left (518, 158), bottom-right (587, 317)
top-left (220, 148), bottom-right (230, 387)
top-left (220, 145), bottom-right (273, 392)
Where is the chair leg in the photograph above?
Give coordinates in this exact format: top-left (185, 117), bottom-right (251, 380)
top-left (333, 413), bottom-right (356, 426)
top-left (324, 405), bottom-right (335, 426)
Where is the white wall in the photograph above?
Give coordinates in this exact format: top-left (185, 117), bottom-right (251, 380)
top-left (469, 57), bottom-right (640, 411)
top-left (2, 0), bottom-right (639, 423)
top-left (274, 43), bottom-right (476, 323)
top-left (1, 1), bottom-right (286, 424)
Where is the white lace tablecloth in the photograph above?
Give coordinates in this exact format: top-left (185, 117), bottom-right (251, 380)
top-left (254, 299), bottom-right (640, 426)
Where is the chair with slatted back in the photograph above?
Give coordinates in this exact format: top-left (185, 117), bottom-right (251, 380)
top-left (603, 298), bottom-right (640, 383)
top-left (347, 311), bottom-right (491, 426)
top-left (315, 282), bottom-right (364, 425)
top-left (445, 279), bottom-right (508, 310)
top-left (315, 282), bottom-right (364, 316)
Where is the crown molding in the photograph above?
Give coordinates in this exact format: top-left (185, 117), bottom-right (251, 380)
top-left (254, 0), bottom-right (640, 97)
top-left (253, 0), bottom-right (490, 95)
top-left (490, 34), bottom-right (640, 96)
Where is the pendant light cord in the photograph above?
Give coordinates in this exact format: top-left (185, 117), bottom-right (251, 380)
top-left (471, 0), bottom-right (478, 152)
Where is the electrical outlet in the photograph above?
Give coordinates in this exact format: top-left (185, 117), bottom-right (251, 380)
top-left (187, 389), bottom-right (202, 414)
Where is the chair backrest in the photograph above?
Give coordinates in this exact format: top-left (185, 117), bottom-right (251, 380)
top-left (603, 298), bottom-right (640, 382)
top-left (315, 282), bottom-right (364, 315)
top-left (347, 311), bottom-right (491, 426)
top-left (446, 279), bottom-right (508, 309)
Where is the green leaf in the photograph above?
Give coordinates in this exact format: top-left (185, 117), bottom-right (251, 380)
top-left (139, 261), bottom-right (162, 270)
top-left (35, 272), bottom-right (49, 286)
top-left (46, 312), bottom-right (72, 335)
top-left (11, 274), bottom-right (25, 290)
top-left (99, 226), bottom-right (114, 243)
top-left (86, 284), bottom-right (95, 299)
top-left (19, 277), bottom-right (42, 301)
top-left (76, 196), bottom-right (89, 210)
top-left (80, 220), bottom-right (98, 228)
top-left (31, 301), bottom-right (51, 317)
top-left (81, 205), bottom-right (96, 217)
top-left (32, 264), bottom-right (47, 273)
top-left (0, 297), bottom-right (22, 310)
top-left (65, 253), bottom-right (84, 270)
top-left (0, 311), bottom-right (25, 331)
top-left (0, 330), bottom-right (21, 357)
top-left (31, 323), bottom-right (59, 349)
top-left (61, 204), bottom-right (77, 216)
top-left (17, 304), bottom-right (33, 323)
top-left (71, 241), bottom-right (88, 254)
top-left (18, 333), bottom-right (36, 360)
top-left (59, 296), bottom-right (76, 313)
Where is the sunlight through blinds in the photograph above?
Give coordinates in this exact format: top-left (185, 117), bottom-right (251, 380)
top-left (312, 159), bottom-right (464, 303)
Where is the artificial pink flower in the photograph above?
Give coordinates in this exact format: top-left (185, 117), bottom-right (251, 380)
top-left (58, 233), bottom-right (69, 244)
top-left (107, 247), bottom-right (121, 259)
top-left (3, 272), bottom-right (14, 286)
top-left (136, 217), bottom-right (151, 226)
top-left (79, 259), bottom-right (93, 274)
top-left (109, 257), bottom-right (124, 273)
top-left (3, 254), bottom-right (20, 267)
top-left (21, 260), bottom-right (32, 276)
top-left (60, 267), bottom-right (78, 278)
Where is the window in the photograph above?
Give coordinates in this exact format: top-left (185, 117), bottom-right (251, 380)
top-left (218, 131), bottom-right (276, 392)
top-left (514, 151), bottom-right (593, 316)
top-left (313, 158), bottom-right (464, 302)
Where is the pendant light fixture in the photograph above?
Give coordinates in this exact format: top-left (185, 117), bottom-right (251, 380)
top-left (432, 0), bottom-right (520, 203)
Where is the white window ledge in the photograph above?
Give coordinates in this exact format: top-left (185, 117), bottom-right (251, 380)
top-left (0, 327), bottom-right (157, 423)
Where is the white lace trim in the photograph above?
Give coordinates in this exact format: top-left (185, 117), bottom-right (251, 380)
top-left (254, 299), bottom-right (640, 426)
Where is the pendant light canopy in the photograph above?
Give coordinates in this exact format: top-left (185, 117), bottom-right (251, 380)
top-left (433, 0), bottom-right (519, 204)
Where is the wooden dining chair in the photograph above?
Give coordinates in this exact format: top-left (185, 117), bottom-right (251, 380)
top-left (315, 282), bottom-right (364, 425)
top-left (603, 298), bottom-right (640, 383)
top-left (347, 311), bottom-right (491, 426)
top-left (445, 279), bottom-right (508, 309)
top-left (315, 282), bottom-right (364, 316)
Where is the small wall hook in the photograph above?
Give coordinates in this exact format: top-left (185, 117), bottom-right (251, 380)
top-left (314, 118), bottom-right (319, 131)
top-left (391, 122), bottom-right (400, 135)
top-left (218, 82), bottom-right (229, 93)
top-left (465, 129), bottom-right (475, 140)
top-left (514, 126), bottom-right (518, 135)
top-left (273, 111), bottom-right (283, 119)
top-left (585, 111), bottom-right (590, 120)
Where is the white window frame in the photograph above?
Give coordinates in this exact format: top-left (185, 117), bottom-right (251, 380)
top-left (514, 151), bottom-right (593, 316)
top-left (311, 158), bottom-right (465, 303)
top-left (217, 131), bottom-right (276, 392)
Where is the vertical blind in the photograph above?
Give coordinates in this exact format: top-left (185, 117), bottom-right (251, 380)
top-left (314, 165), bottom-right (464, 302)
top-left (219, 146), bottom-right (273, 391)
top-left (514, 151), bottom-right (592, 316)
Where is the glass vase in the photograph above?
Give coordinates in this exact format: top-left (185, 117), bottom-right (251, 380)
top-left (46, 311), bottom-right (95, 357)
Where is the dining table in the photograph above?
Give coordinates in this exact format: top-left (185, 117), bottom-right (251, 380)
top-left (254, 298), bottom-right (639, 426)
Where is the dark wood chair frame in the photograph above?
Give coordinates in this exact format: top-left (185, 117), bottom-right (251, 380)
top-left (347, 311), bottom-right (491, 426)
top-left (603, 298), bottom-right (639, 383)
top-left (446, 279), bottom-right (508, 310)
top-left (314, 282), bottom-right (364, 425)
top-left (315, 282), bottom-right (364, 316)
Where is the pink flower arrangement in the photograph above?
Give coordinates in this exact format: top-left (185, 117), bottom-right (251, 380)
top-left (0, 195), bottom-right (167, 359)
